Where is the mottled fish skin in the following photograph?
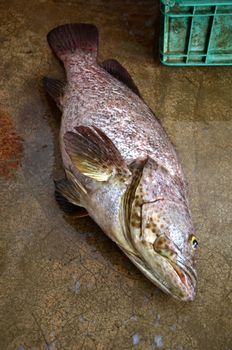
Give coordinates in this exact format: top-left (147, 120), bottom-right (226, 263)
top-left (61, 61), bottom-right (182, 180)
top-left (45, 23), bottom-right (198, 301)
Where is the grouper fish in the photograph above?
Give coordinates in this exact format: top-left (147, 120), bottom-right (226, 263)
top-left (43, 23), bottom-right (199, 301)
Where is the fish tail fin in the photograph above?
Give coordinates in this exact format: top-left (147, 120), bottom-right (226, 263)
top-left (47, 23), bottom-right (98, 63)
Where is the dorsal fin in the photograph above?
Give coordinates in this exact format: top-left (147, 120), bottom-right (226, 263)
top-left (101, 59), bottom-right (141, 97)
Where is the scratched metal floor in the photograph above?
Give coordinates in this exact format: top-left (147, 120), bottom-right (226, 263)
top-left (0, 1), bottom-right (231, 349)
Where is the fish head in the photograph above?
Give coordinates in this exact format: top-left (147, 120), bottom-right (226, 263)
top-left (124, 158), bottom-right (198, 301)
top-left (140, 199), bottom-right (198, 301)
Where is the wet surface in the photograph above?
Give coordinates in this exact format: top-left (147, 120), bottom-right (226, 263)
top-left (0, 1), bottom-right (232, 349)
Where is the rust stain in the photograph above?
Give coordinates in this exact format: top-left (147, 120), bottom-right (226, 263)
top-left (0, 111), bottom-right (23, 179)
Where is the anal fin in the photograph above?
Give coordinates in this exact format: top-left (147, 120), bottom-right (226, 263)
top-left (43, 77), bottom-right (65, 110)
top-left (101, 59), bottom-right (141, 97)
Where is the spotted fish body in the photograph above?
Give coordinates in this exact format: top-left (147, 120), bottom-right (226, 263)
top-left (44, 23), bottom-right (198, 301)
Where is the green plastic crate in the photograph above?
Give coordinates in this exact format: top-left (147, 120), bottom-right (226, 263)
top-left (160, 0), bottom-right (232, 65)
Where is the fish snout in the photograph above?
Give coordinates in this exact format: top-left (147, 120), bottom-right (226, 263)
top-left (153, 235), bottom-right (197, 301)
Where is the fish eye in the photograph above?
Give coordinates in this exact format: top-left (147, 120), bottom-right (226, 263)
top-left (190, 235), bottom-right (198, 249)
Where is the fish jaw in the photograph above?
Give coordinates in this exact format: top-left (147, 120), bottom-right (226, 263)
top-left (121, 241), bottom-right (197, 301)
top-left (152, 232), bottom-right (197, 301)
top-left (169, 257), bottom-right (197, 301)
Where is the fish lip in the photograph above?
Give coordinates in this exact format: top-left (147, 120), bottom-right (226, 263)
top-left (176, 257), bottom-right (197, 286)
top-left (151, 234), bottom-right (197, 300)
top-left (140, 254), bottom-right (196, 301)
top-left (147, 263), bottom-right (195, 302)
top-left (167, 257), bottom-right (197, 301)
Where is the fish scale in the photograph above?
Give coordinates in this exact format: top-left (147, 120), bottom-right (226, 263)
top-left (44, 23), bottom-right (198, 301)
top-left (62, 61), bottom-right (180, 176)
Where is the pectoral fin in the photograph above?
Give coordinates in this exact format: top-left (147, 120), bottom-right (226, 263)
top-left (64, 125), bottom-right (131, 181)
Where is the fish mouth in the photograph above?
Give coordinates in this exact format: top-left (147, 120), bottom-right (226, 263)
top-left (147, 256), bottom-right (197, 301)
top-left (122, 247), bottom-right (196, 301)
top-left (165, 256), bottom-right (197, 301)
top-left (121, 245), bottom-right (197, 301)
